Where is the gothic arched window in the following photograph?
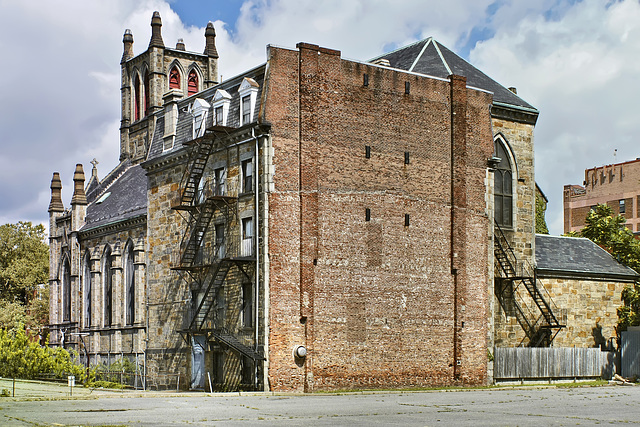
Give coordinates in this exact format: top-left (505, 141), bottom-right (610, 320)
top-left (169, 66), bottom-right (180, 90)
top-left (83, 252), bottom-right (91, 328)
top-left (125, 242), bottom-right (135, 325)
top-left (62, 258), bottom-right (71, 322)
top-left (134, 73), bottom-right (141, 121)
top-left (188, 70), bottom-right (198, 96)
top-left (103, 247), bottom-right (113, 327)
top-left (494, 137), bottom-right (513, 228)
top-left (144, 70), bottom-right (150, 117)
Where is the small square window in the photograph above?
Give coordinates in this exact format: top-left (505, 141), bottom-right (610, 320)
top-left (620, 199), bottom-right (626, 214)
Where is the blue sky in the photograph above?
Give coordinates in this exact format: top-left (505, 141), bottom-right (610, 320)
top-left (1, 0), bottom-right (640, 236)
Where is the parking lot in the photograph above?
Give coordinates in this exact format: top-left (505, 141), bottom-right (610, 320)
top-left (1, 379), bottom-right (639, 426)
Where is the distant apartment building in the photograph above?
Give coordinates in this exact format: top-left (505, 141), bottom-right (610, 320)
top-left (564, 158), bottom-right (640, 234)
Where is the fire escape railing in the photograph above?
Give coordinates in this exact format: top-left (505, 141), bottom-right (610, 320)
top-left (494, 222), bottom-right (565, 346)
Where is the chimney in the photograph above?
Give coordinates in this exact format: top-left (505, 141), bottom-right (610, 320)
top-left (122, 29), bottom-right (134, 63)
top-left (204, 22), bottom-right (218, 58)
top-left (48, 172), bottom-right (64, 213)
top-left (149, 11), bottom-right (164, 48)
top-left (71, 164), bottom-right (87, 206)
top-left (508, 87), bottom-right (517, 94)
top-left (176, 38), bottom-right (186, 51)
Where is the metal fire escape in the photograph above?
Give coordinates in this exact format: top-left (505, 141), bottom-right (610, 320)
top-left (173, 130), bottom-right (263, 364)
top-left (494, 222), bottom-right (565, 346)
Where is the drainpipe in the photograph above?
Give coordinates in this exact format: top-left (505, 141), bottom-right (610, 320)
top-left (254, 128), bottom-right (260, 390)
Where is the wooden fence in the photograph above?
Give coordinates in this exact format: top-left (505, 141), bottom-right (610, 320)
top-left (494, 347), bottom-right (615, 381)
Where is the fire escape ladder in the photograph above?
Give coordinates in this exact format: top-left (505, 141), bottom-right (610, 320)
top-left (494, 222), bottom-right (564, 346)
top-left (190, 259), bottom-right (233, 330)
top-left (179, 136), bottom-right (215, 208)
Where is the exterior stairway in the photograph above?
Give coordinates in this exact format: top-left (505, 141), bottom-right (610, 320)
top-left (494, 223), bottom-right (564, 346)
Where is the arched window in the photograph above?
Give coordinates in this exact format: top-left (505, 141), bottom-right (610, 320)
top-left (144, 70), bottom-right (150, 117)
top-left (103, 247), bottom-right (113, 327)
top-left (134, 73), bottom-right (141, 121)
top-left (188, 69), bottom-right (198, 96)
top-left (83, 253), bottom-right (91, 328)
top-left (125, 242), bottom-right (135, 325)
top-left (62, 258), bottom-right (71, 322)
top-left (169, 66), bottom-right (181, 90)
top-left (494, 137), bottom-right (513, 228)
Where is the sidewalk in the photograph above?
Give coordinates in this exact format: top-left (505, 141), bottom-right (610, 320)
top-left (0, 377), bottom-right (137, 400)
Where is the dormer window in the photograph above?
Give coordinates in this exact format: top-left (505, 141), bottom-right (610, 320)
top-left (169, 66), bottom-right (180, 89)
top-left (238, 77), bottom-right (259, 126)
top-left (188, 69), bottom-right (199, 96)
top-left (191, 98), bottom-right (210, 139)
top-left (211, 89), bottom-right (231, 126)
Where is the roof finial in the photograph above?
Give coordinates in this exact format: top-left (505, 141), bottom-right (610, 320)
top-left (149, 11), bottom-right (164, 48)
top-left (71, 164), bottom-right (87, 206)
top-left (49, 172), bottom-right (64, 213)
top-left (90, 158), bottom-right (99, 180)
top-left (122, 29), bottom-right (134, 63)
top-left (204, 22), bottom-right (218, 58)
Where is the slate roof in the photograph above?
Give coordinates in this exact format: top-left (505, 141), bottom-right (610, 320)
top-left (370, 38), bottom-right (536, 111)
top-left (81, 162), bottom-right (147, 232)
top-left (535, 234), bottom-right (638, 281)
top-left (148, 66), bottom-right (266, 162)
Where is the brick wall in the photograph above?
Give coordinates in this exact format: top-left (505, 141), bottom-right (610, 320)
top-left (263, 44), bottom-right (494, 391)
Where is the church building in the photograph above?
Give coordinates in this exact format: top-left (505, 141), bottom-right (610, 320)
top-left (49, 12), bottom-right (601, 392)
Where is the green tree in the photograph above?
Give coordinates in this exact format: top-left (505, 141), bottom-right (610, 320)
top-left (535, 189), bottom-right (549, 234)
top-left (572, 204), bottom-right (640, 332)
top-left (0, 328), bottom-right (88, 384)
top-left (0, 222), bottom-right (49, 304)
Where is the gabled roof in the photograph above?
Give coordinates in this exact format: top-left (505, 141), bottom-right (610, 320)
top-left (81, 162), bottom-right (147, 233)
top-left (535, 234), bottom-right (638, 282)
top-left (370, 38), bottom-right (536, 111)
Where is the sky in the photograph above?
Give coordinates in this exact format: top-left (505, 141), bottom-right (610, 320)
top-left (0, 0), bottom-right (639, 236)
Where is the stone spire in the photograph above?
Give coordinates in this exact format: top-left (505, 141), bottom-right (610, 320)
top-left (48, 172), bottom-right (64, 213)
top-left (204, 22), bottom-right (218, 58)
top-left (149, 11), bottom-right (164, 48)
top-left (122, 29), bottom-right (134, 63)
top-left (71, 164), bottom-right (87, 206)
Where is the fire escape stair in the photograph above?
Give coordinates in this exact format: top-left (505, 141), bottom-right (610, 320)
top-left (178, 136), bottom-right (215, 209)
top-left (179, 200), bottom-right (217, 268)
top-left (210, 331), bottom-right (265, 361)
top-left (494, 225), bottom-right (564, 346)
top-left (190, 260), bottom-right (233, 331)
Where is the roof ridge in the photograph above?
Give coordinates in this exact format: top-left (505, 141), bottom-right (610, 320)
top-left (368, 37), bottom-right (431, 63)
top-left (431, 40), bottom-right (452, 76)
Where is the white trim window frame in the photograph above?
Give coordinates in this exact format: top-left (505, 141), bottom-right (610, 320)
top-left (238, 77), bottom-right (259, 126)
top-left (212, 89), bottom-right (231, 126)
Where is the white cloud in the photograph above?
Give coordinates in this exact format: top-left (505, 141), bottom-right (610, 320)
top-left (470, 0), bottom-right (640, 234)
top-left (3, 0), bottom-right (640, 238)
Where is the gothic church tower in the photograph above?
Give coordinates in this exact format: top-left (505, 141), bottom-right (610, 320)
top-left (119, 12), bottom-right (219, 164)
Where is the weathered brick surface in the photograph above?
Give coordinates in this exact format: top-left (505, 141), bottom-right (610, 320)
top-left (564, 159), bottom-right (640, 233)
top-left (263, 45), bottom-right (494, 391)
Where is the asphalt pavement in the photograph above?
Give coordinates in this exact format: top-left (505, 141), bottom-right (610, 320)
top-left (1, 378), bottom-right (639, 426)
